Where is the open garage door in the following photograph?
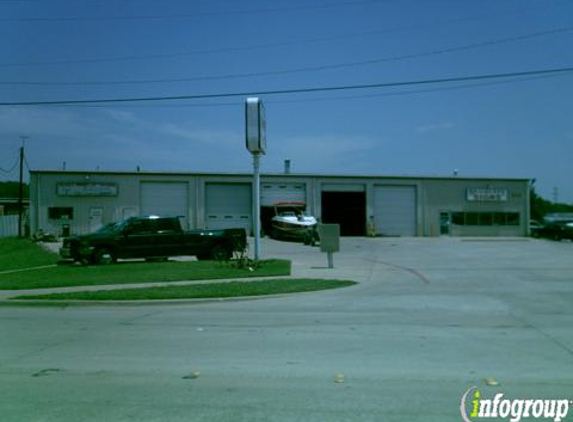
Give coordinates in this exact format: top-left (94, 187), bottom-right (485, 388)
top-left (205, 183), bottom-right (251, 233)
top-left (260, 183), bottom-right (306, 235)
top-left (261, 183), bottom-right (306, 206)
top-left (141, 182), bottom-right (188, 228)
top-left (373, 185), bottom-right (417, 236)
top-left (321, 185), bottom-right (366, 236)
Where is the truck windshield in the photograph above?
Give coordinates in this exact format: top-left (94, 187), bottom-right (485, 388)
top-left (95, 222), bottom-right (122, 234)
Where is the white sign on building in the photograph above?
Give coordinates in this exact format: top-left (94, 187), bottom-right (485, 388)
top-left (57, 183), bottom-right (118, 197)
top-left (466, 187), bottom-right (508, 202)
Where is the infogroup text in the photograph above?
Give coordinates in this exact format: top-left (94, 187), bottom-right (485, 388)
top-left (460, 387), bottom-right (571, 422)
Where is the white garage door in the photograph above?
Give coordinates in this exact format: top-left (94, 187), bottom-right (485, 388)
top-left (373, 186), bottom-right (417, 236)
top-left (261, 183), bottom-right (306, 206)
top-left (141, 182), bottom-right (189, 228)
top-left (205, 183), bottom-right (251, 232)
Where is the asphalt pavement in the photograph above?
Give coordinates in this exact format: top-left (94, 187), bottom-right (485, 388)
top-left (1, 236), bottom-right (572, 421)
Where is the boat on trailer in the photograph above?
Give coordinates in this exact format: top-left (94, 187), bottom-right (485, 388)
top-left (270, 202), bottom-right (318, 244)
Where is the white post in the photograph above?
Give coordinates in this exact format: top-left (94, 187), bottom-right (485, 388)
top-left (253, 153), bottom-right (261, 261)
top-left (327, 252), bottom-right (334, 269)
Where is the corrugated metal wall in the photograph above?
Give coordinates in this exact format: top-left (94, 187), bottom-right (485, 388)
top-left (0, 215), bottom-right (19, 237)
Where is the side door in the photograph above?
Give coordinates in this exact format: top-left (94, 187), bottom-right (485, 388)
top-left (153, 218), bottom-right (185, 257)
top-left (88, 207), bottom-right (104, 233)
top-left (120, 219), bottom-right (156, 258)
top-left (440, 212), bottom-right (451, 236)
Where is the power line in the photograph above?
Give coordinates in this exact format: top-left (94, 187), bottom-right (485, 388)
top-left (2, 66), bottom-right (572, 106)
top-left (0, 154), bottom-right (19, 174)
top-left (0, 4), bottom-right (557, 68)
top-left (270, 72), bottom-right (570, 105)
top-left (0, 22), bottom-right (464, 68)
top-left (4, 26), bottom-right (572, 86)
top-left (40, 72), bottom-right (568, 110)
top-left (1, 9), bottom-right (567, 70)
top-left (0, 0), bottom-right (391, 22)
top-left (0, 4), bottom-right (563, 70)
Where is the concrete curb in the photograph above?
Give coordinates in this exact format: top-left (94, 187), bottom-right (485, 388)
top-left (0, 264), bottom-right (58, 275)
top-left (0, 281), bottom-right (360, 307)
top-left (0, 294), bottom-right (285, 308)
top-left (0, 275), bottom-right (293, 300)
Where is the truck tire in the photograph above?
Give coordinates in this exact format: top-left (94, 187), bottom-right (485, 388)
top-left (93, 248), bottom-right (116, 265)
top-left (211, 245), bottom-right (231, 261)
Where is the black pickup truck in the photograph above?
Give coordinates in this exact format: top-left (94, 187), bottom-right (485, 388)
top-left (60, 216), bottom-right (247, 264)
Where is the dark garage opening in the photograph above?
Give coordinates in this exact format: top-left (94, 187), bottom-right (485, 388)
top-left (321, 191), bottom-right (366, 236)
top-left (261, 206), bottom-right (275, 236)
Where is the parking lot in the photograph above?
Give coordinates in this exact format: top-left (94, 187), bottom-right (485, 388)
top-left (1, 237), bottom-right (572, 422)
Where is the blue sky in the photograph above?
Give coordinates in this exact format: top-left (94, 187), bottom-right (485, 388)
top-left (0, 0), bottom-right (572, 202)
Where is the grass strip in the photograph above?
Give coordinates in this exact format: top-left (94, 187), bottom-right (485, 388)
top-left (0, 238), bottom-right (58, 271)
top-left (13, 279), bottom-right (356, 301)
top-left (0, 259), bottom-right (291, 290)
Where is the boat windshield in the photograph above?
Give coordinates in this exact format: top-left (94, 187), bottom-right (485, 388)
top-left (279, 211), bottom-right (298, 217)
top-left (277, 205), bottom-right (308, 216)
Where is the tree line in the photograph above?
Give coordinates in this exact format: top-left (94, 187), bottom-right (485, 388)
top-left (530, 188), bottom-right (573, 221)
top-left (0, 181), bottom-right (29, 198)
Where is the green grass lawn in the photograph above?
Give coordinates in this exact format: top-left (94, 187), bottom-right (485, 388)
top-left (13, 278), bottom-right (356, 301)
top-left (0, 238), bottom-right (59, 271)
top-left (0, 259), bottom-right (291, 290)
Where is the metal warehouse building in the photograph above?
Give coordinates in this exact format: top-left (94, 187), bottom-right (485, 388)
top-left (29, 170), bottom-right (531, 238)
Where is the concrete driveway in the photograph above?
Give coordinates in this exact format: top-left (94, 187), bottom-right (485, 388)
top-left (1, 237), bottom-right (572, 422)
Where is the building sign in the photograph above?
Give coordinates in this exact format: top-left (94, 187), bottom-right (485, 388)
top-left (57, 183), bottom-right (118, 197)
top-left (466, 187), bottom-right (508, 202)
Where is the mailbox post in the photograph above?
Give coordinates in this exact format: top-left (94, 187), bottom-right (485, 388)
top-left (318, 224), bottom-right (340, 268)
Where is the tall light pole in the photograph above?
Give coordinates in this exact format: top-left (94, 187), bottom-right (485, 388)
top-left (18, 136), bottom-right (28, 238)
top-left (252, 153), bottom-right (261, 260)
top-left (245, 98), bottom-right (266, 261)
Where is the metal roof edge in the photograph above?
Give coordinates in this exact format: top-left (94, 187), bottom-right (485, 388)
top-left (29, 169), bottom-right (531, 182)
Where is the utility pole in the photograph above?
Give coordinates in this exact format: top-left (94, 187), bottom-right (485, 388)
top-left (18, 136), bottom-right (27, 238)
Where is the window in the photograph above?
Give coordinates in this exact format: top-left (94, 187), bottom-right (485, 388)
top-left (478, 213), bottom-right (493, 226)
top-left (465, 212), bottom-right (478, 226)
top-left (128, 220), bottom-right (154, 235)
top-left (493, 212), bottom-right (506, 226)
top-left (451, 212), bottom-right (464, 225)
top-left (48, 207), bottom-right (73, 220)
top-left (450, 212), bottom-right (520, 226)
top-left (507, 213), bottom-right (520, 226)
top-left (155, 218), bottom-right (179, 233)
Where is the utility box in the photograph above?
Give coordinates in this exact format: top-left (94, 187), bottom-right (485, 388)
top-left (318, 224), bottom-right (340, 268)
top-left (319, 224), bottom-right (340, 252)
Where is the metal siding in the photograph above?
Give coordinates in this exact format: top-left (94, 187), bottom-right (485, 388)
top-left (205, 183), bottom-right (251, 232)
top-left (421, 179), bottom-right (527, 237)
top-left (260, 183), bottom-right (306, 206)
top-left (141, 182), bottom-right (189, 228)
top-left (0, 215), bottom-right (18, 237)
top-left (374, 186), bottom-right (417, 236)
top-left (322, 183), bottom-right (366, 192)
